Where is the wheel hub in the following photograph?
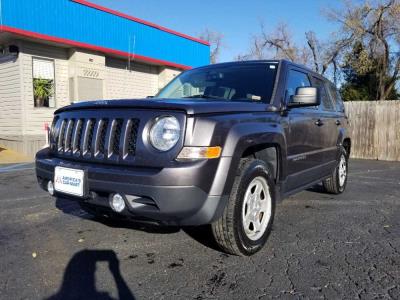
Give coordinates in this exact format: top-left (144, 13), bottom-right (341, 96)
top-left (242, 176), bottom-right (272, 241)
top-left (338, 155), bottom-right (347, 186)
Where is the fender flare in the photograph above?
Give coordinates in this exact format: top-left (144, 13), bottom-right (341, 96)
top-left (337, 127), bottom-right (351, 157)
top-left (208, 122), bottom-right (287, 221)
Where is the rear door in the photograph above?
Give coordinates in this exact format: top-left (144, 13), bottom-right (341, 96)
top-left (312, 77), bottom-right (339, 170)
top-left (327, 83), bottom-right (347, 125)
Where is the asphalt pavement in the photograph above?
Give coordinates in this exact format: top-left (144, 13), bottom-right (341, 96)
top-left (0, 159), bottom-right (399, 299)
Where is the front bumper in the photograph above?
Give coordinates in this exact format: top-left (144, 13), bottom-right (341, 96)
top-left (36, 148), bottom-right (229, 225)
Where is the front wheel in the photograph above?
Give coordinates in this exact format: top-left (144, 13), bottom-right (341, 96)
top-left (323, 147), bottom-right (348, 194)
top-left (211, 159), bottom-right (276, 256)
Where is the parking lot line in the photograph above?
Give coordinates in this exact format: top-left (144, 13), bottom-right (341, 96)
top-left (0, 163), bottom-right (35, 173)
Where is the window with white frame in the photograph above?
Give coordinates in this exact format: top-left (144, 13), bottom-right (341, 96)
top-left (33, 58), bottom-right (55, 108)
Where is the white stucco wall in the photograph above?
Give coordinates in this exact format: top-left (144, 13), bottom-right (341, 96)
top-left (105, 58), bottom-right (159, 99)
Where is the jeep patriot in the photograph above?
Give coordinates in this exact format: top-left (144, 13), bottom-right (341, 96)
top-left (36, 60), bottom-right (351, 255)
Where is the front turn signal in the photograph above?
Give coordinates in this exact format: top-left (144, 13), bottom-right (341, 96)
top-left (176, 146), bottom-right (222, 161)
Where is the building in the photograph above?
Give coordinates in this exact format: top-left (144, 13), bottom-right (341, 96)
top-left (0, 0), bottom-right (210, 157)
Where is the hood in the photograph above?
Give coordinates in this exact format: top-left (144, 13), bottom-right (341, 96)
top-left (55, 98), bottom-right (279, 115)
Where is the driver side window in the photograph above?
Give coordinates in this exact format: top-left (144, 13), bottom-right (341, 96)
top-left (286, 70), bottom-right (311, 103)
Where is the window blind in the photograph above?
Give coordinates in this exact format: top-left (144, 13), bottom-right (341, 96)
top-left (33, 58), bottom-right (54, 80)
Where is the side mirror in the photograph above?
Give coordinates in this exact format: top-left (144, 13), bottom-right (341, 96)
top-left (288, 87), bottom-right (320, 108)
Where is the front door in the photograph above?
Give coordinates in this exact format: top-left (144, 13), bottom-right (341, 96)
top-left (284, 69), bottom-right (325, 191)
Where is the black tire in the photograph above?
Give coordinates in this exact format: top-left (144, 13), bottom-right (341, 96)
top-left (323, 147), bottom-right (348, 194)
top-left (211, 158), bottom-right (276, 256)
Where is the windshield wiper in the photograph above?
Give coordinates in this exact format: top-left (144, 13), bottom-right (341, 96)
top-left (182, 94), bottom-right (224, 100)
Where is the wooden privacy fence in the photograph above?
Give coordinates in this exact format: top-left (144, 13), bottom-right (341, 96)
top-left (344, 101), bottom-right (400, 161)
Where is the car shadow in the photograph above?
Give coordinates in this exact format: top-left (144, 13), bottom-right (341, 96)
top-left (47, 249), bottom-right (135, 300)
top-left (55, 197), bottom-right (180, 234)
top-left (306, 183), bottom-right (326, 194)
top-left (55, 197), bottom-right (224, 253)
top-left (182, 225), bottom-right (222, 252)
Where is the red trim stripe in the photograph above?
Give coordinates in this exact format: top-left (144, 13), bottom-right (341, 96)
top-left (71, 0), bottom-right (210, 46)
top-left (0, 25), bottom-right (192, 70)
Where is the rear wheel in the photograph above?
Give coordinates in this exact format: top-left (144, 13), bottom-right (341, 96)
top-left (211, 158), bottom-right (276, 256)
top-left (323, 147), bottom-right (348, 194)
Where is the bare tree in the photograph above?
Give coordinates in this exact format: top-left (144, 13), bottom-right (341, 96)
top-left (305, 31), bottom-right (320, 73)
top-left (199, 29), bottom-right (224, 64)
top-left (234, 0), bottom-right (399, 95)
top-left (240, 22), bottom-right (348, 84)
top-left (327, 0), bottom-right (400, 100)
top-left (305, 31), bottom-right (354, 84)
top-left (234, 53), bottom-right (251, 61)
top-left (249, 22), bottom-right (307, 63)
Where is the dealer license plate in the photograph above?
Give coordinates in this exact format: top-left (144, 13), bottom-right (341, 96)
top-left (54, 166), bottom-right (84, 197)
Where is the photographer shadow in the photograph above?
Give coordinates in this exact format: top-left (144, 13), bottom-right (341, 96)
top-left (47, 249), bottom-right (135, 300)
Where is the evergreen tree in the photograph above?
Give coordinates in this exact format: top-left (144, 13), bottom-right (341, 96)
top-left (340, 42), bottom-right (399, 101)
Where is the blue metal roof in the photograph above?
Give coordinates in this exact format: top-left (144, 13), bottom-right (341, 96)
top-left (0, 0), bottom-right (210, 68)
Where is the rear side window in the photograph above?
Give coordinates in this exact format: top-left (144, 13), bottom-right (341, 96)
top-left (285, 70), bottom-right (311, 103)
top-left (313, 78), bottom-right (334, 111)
top-left (328, 84), bottom-right (345, 112)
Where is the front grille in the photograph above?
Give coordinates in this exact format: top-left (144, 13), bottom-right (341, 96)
top-left (57, 120), bottom-right (67, 151)
top-left (98, 119), bottom-right (109, 155)
top-left (86, 119), bottom-right (95, 154)
top-left (112, 119), bottom-right (123, 156)
top-left (73, 119), bottom-right (84, 153)
top-left (65, 119), bottom-right (75, 152)
top-left (53, 116), bottom-right (140, 160)
top-left (128, 119), bottom-right (140, 155)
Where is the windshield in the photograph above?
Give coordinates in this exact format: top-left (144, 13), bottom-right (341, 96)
top-left (156, 63), bottom-right (278, 103)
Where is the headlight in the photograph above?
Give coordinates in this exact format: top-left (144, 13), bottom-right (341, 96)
top-left (149, 116), bottom-right (180, 151)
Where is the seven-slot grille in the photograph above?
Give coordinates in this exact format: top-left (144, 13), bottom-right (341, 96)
top-left (52, 117), bottom-right (140, 160)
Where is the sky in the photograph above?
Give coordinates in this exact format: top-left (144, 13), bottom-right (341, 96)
top-left (92, 0), bottom-right (344, 62)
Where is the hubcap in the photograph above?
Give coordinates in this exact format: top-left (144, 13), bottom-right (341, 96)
top-left (242, 176), bottom-right (272, 241)
top-left (338, 155), bottom-right (347, 186)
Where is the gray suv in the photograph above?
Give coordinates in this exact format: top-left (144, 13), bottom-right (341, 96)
top-left (36, 60), bottom-right (351, 256)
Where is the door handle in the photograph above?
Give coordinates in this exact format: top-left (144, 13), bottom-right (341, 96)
top-left (335, 120), bottom-right (341, 126)
top-left (315, 119), bottom-right (324, 126)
